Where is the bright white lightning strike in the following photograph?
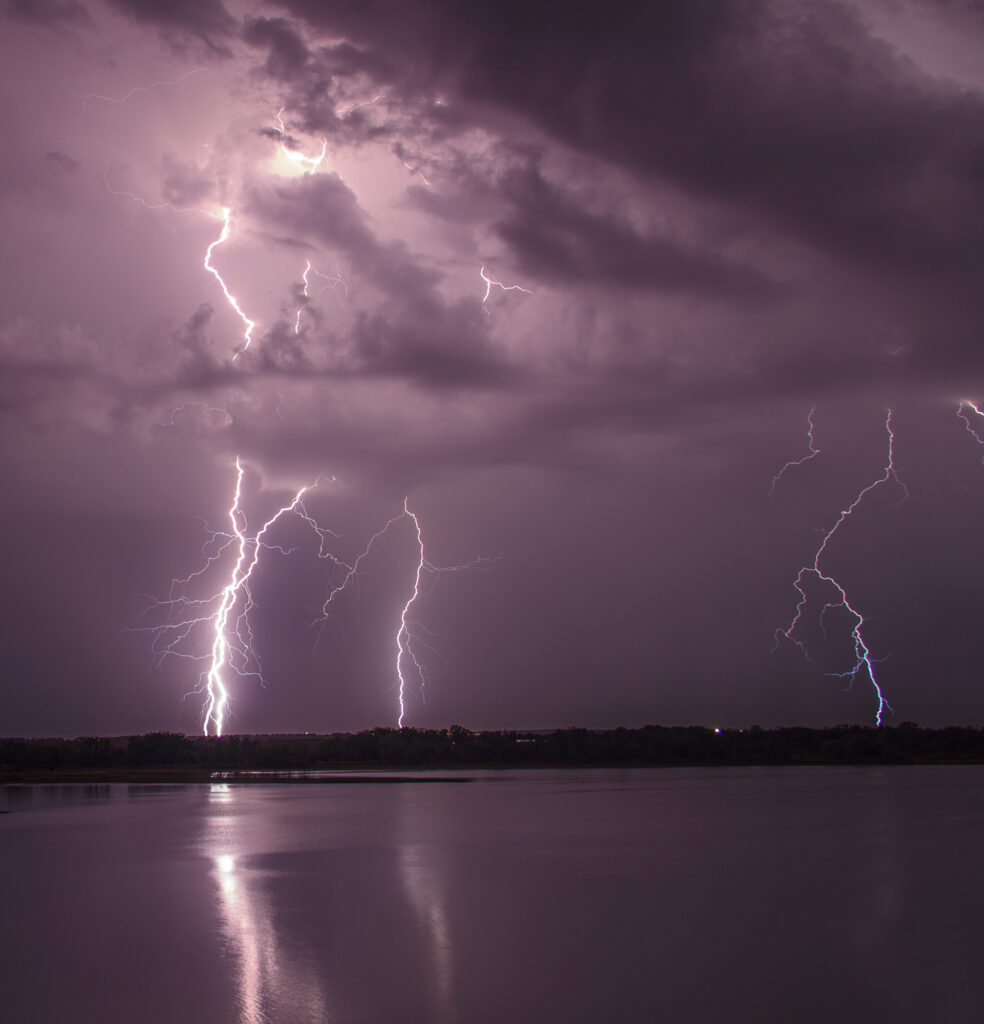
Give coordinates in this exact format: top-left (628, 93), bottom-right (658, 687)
top-left (396, 500), bottom-right (428, 729)
top-left (204, 207), bottom-right (257, 355)
top-left (134, 458), bottom-right (322, 735)
top-left (203, 458), bottom-right (313, 735)
top-left (774, 409), bottom-right (908, 726)
top-left (480, 265), bottom-right (532, 311)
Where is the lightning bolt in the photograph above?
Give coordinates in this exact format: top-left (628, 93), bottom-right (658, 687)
top-left (957, 400), bottom-right (984, 457)
top-left (83, 67), bottom-right (208, 112)
top-left (480, 265), bottom-right (532, 311)
top-left (295, 259), bottom-right (349, 333)
top-left (274, 108), bottom-right (328, 173)
top-left (204, 207), bottom-right (257, 356)
top-left (134, 458), bottom-right (325, 735)
top-left (774, 409), bottom-right (908, 725)
top-left (396, 500), bottom-right (428, 729)
top-left (770, 405), bottom-right (821, 499)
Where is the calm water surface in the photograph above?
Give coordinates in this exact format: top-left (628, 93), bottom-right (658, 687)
top-left (3, 767), bottom-right (984, 1023)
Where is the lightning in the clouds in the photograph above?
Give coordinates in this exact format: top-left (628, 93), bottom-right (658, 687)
top-left (774, 409), bottom-right (908, 725)
top-left (204, 207), bottom-right (257, 355)
top-left (770, 405), bottom-right (820, 499)
top-left (480, 265), bottom-right (532, 311)
top-left (295, 259), bottom-right (349, 333)
top-left (274, 108), bottom-right (328, 174)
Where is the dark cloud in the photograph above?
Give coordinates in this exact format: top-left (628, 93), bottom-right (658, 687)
top-left (3, 0), bottom-right (92, 26)
top-left (273, 0), bottom-right (984, 282)
top-left (45, 151), bottom-right (80, 173)
top-left (243, 16), bottom-right (310, 81)
top-left (105, 0), bottom-right (235, 52)
top-left (491, 166), bottom-right (781, 302)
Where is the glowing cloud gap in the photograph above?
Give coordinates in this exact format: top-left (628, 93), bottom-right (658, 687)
top-left (204, 208), bottom-right (257, 355)
top-left (770, 405), bottom-right (821, 499)
top-left (774, 409), bottom-right (908, 725)
top-left (274, 108), bottom-right (328, 174)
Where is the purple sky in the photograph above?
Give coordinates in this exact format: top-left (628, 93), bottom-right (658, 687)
top-left (2, 0), bottom-right (984, 737)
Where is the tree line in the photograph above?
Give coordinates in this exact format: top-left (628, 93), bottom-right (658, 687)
top-left (2, 722), bottom-right (984, 774)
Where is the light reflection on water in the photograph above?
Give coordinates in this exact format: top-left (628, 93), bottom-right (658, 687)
top-left (4, 768), bottom-right (984, 1023)
top-left (204, 783), bottom-right (331, 1024)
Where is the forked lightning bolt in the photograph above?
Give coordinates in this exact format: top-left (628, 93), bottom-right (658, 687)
top-left (770, 405), bottom-right (820, 499)
top-left (957, 400), bottom-right (984, 456)
top-left (774, 409), bottom-right (907, 725)
top-left (480, 265), bottom-right (532, 311)
top-left (135, 458), bottom-right (323, 735)
top-left (316, 500), bottom-right (495, 727)
top-left (295, 259), bottom-right (349, 333)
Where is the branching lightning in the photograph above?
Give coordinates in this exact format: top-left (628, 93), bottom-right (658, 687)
top-left (770, 405), bottom-right (820, 499)
top-left (101, 85), bottom-right (493, 731)
top-left (135, 459), bottom-right (322, 735)
top-left (480, 265), bottom-right (532, 311)
top-left (294, 259), bottom-right (349, 333)
top-left (957, 400), bottom-right (984, 457)
top-left (774, 409), bottom-right (908, 725)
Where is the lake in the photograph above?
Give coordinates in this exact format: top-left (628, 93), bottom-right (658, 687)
top-left (3, 767), bottom-right (984, 1023)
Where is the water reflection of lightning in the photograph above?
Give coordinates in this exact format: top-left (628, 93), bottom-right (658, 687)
top-left (774, 409), bottom-right (908, 725)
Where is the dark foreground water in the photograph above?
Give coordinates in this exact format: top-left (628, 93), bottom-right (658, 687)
top-left (3, 767), bottom-right (984, 1023)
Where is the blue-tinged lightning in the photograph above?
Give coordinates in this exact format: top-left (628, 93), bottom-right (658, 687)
top-left (957, 400), bottom-right (984, 456)
top-left (770, 405), bottom-right (820, 499)
top-left (774, 409), bottom-right (908, 725)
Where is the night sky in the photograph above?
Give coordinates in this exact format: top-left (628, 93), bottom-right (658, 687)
top-left (2, 0), bottom-right (984, 737)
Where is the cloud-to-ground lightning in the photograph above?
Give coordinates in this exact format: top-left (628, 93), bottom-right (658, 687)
top-left (312, 499), bottom-right (495, 727)
top-left (204, 207), bottom-right (257, 355)
top-left (770, 405), bottom-right (821, 499)
top-left (774, 409), bottom-right (908, 725)
top-left (480, 265), bottom-right (532, 311)
top-left (135, 458), bottom-right (322, 735)
top-left (396, 500), bottom-right (428, 729)
top-left (138, 461), bottom-right (493, 733)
